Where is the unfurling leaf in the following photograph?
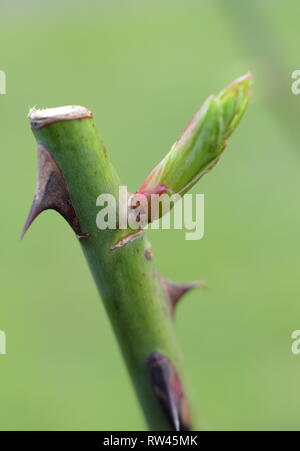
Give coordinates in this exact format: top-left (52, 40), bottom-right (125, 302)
top-left (138, 73), bottom-right (252, 197)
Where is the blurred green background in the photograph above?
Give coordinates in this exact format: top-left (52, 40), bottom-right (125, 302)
top-left (1, 0), bottom-right (300, 431)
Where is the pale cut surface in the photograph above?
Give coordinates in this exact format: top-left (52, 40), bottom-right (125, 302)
top-left (28, 105), bottom-right (92, 129)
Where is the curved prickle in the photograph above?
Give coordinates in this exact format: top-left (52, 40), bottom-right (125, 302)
top-left (148, 352), bottom-right (191, 431)
top-left (161, 277), bottom-right (206, 315)
top-left (21, 145), bottom-right (86, 239)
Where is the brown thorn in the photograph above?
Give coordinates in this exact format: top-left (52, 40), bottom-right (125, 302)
top-left (161, 277), bottom-right (206, 314)
top-left (147, 352), bottom-right (191, 431)
top-left (21, 144), bottom-right (87, 239)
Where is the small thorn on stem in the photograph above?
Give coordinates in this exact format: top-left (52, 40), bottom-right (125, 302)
top-left (161, 278), bottom-right (206, 314)
top-left (21, 145), bottom-right (86, 239)
top-left (147, 352), bottom-right (191, 431)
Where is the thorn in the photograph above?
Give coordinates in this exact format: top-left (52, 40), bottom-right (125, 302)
top-left (147, 352), bottom-right (191, 431)
top-left (161, 277), bottom-right (206, 314)
top-left (21, 145), bottom-right (86, 239)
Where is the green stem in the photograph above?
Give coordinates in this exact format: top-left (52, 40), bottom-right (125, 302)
top-left (27, 106), bottom-right (196, 430)
top-left (23, 74), bottom-right (251, 430)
